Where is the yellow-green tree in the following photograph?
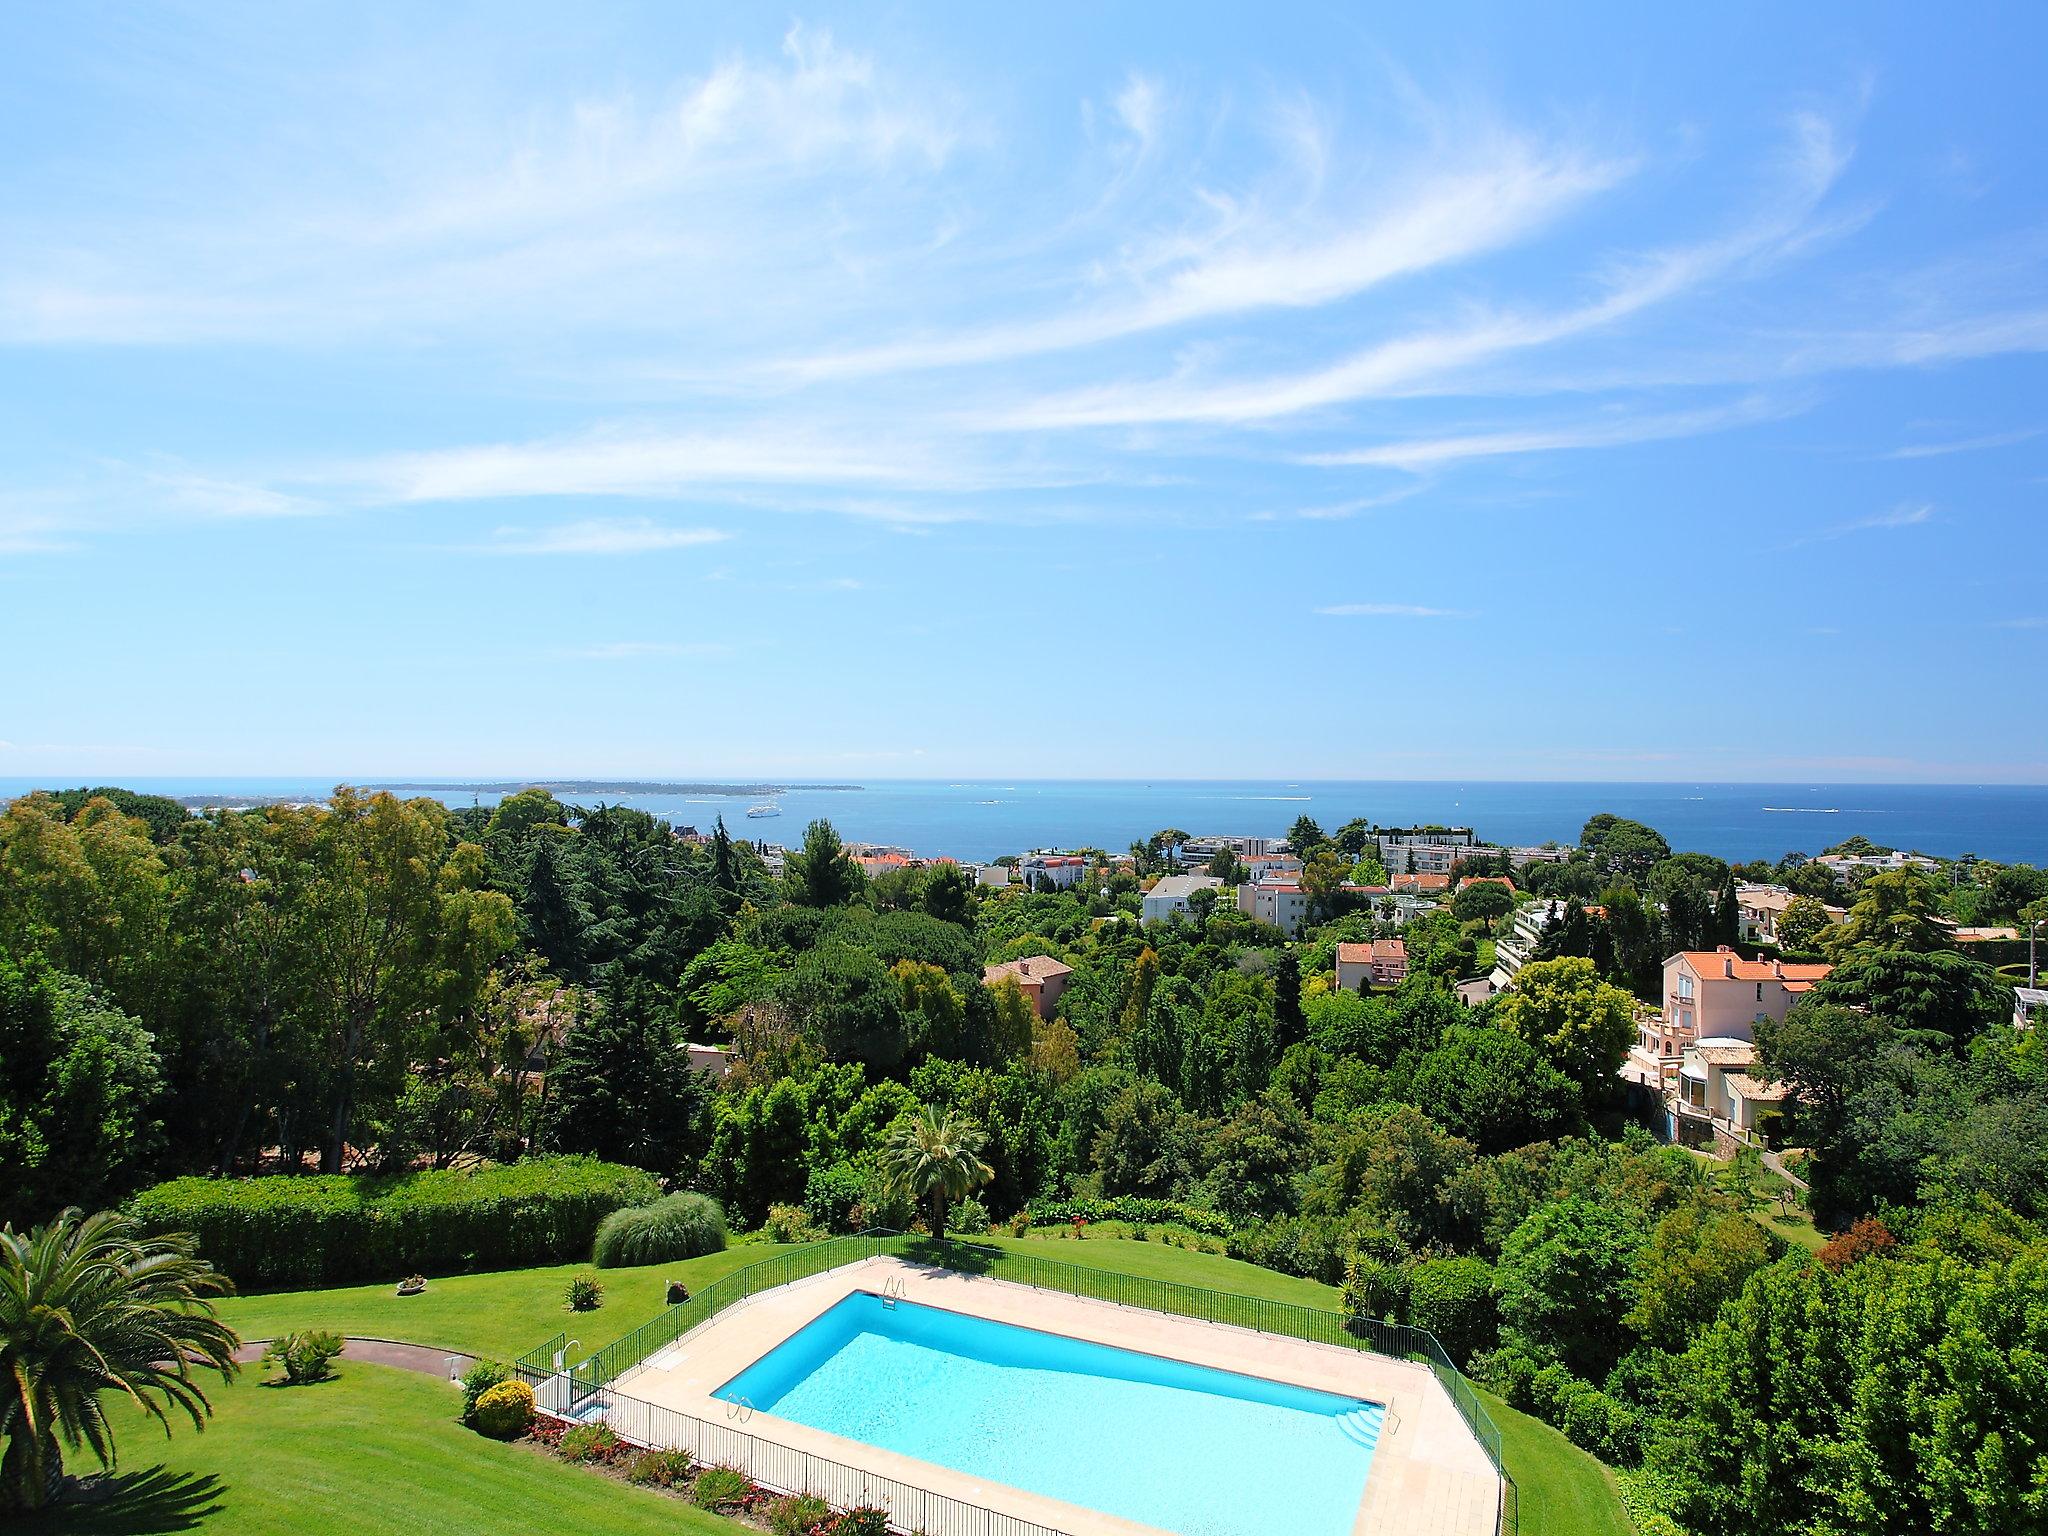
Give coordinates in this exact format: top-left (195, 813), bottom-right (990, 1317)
top-left (1495, 955), bottom-right (1635, 1099)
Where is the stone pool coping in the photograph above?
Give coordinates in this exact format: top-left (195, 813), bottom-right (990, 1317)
top-left (618, 1254), bottom-right (1501, 1536)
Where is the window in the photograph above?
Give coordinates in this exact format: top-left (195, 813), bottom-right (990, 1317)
top-left (1756, 982), bottom-right (1764, 1003)
top-left (1678, 975), bottom-right (1694, 1001)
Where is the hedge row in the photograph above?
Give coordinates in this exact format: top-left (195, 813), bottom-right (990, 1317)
top-left (1023, 1195), bottom-right (1233, 1237)
top-left (129, 1157), bottom-right (661, 1286)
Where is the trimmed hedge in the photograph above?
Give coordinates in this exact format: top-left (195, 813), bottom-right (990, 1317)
top-left (130, 1156), bottom-right (660, 1286)
top-left (1024, 1196), bottom-right (1232, 1236)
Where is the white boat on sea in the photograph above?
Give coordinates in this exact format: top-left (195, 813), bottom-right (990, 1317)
top-left (746, 802), bottom-right (781, 818)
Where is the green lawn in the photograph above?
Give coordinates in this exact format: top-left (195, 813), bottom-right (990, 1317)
top-left (216, 1241), bottom-right (767, 1362)
top-left (138, 1232), bottom-right (1628, 1536)
top-left (24, 1364), bottom-right (737, 1536)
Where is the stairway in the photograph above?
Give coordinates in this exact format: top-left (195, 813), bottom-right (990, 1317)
top-left (1333, 1404), bottom-right (1387, 1450)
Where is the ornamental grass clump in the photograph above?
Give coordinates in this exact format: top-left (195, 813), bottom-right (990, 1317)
top-left (592, 1192), bottom-right (727, 1268)
top-left (625, 1448), bottom-right (693, 1487)
top-left (688, 1466), bottom-right (758, 1511)
top-left (563, 1272), bottom-right (605, 1310)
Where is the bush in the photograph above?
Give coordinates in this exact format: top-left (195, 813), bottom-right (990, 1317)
top-left (949, 1196), bottom-right (991, 1236)
top-left (1224, 1212), bottom-right (1352, 1283)
top-left (1526, 1363), bottom-right (1645, 1466)
top-left (460, 1359), bottom-right (511, 1422)
top-left (1340, 1254), bottom-right (1409, 1320)
top-left (130, 1156), bottom-right (660, 1286)
top-left (564, 1272), bottom-right (605, 1310)
top-left (472, 1380), bottom-right (535, 1440)
top-left (767, 1493), bottom-right (831, 1535)
top-left (762, 1203), bottom-right (826, 1244)
top-left (1405, 1256), bottom-right (1498, 1364)
top-left (260, 1329), bottom-right (344, 1385)
top-left (1025, 1195), bottom-right (1231, 1236)
top-left (557, 1422), bottom-right (625, 1464)
top-left (592, 1191), bottom-right (729, 1268)
top-left (826, 1509), bottom-right (890, 1536)
top-left (802, 1162), bottom-right (867, 1234)
top-left (626, 1449), bottom-right (693, 1487)
top-left (689, 1466), bottom-right (757, 1510)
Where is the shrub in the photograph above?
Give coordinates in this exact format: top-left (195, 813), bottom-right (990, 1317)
top-left (949, 1196), bottom-right (991, 1236)
top-left (763, 1203), bottom-right (826, 1244)
top-left (1404, 1256), bottom-right (1499, 1364)
top-left (1526, 1363), bottom-right (1645, 1466)
top-left (1340, 1254), bottom-right (1409, 1320)
top-left (826, 1508), bottom-right (890, 1536)
top-left (689, 1466), bottom-right (757, 1510)
top-left (1817, 1215), bottom-right (1897, 1272)
top-left (626, 1449), bottom-right (693, 1487)
top-left (767, 1493), bottom-right (831, 1535)
top-left (460, 1359), bottom-right (511, 1422)
top-left (130, 1156), bottom-right (660, 1286)
top-left (260, 1329), bottom-right (344, 1384)
top-left (803, 1162), bottom-right (867, 1234)
top-left (557, 1421), bottom-right (625, 1464)
top-left (1025, 1195), bottom-right (1231, 1236)
top-left (564, 1272), bottom-right (605, 1310)
top-left (592, 1192), bottom-right (729, 1268)
top-left (472, 1380), bottom-right (535, 1440)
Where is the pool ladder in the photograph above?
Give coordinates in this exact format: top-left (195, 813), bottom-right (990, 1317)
top-left (880, 1276), bottom-right (908, 1310)
top-left (726, 1395), bottom-right (755, 1424)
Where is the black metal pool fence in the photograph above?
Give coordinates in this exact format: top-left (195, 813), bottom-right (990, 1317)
top-left (513, 1230), bottom-right (1517, 1536)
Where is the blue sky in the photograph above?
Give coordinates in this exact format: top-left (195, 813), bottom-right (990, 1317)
top-left (2, 2), bottom-right (2045, 783)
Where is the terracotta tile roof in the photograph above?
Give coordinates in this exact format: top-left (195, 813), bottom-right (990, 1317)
top-left (983, 956), bottom-right (1073, 986)
top-left (1335, 942), bottom-right (1373, 962)
top-left (1692, 1042), bottom-right (1758, 1067)
top-left (1674, 948), bottom-right (1832, 984)
top-left (1723, 1072), bottom-right (1789, 1102)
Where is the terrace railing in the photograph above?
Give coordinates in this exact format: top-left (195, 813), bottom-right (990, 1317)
top-left (527, 1229), bottom-right (1517, 1536)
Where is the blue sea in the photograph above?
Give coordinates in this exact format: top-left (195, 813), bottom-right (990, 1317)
top-left (5, 777), bottom-right (2047, 865)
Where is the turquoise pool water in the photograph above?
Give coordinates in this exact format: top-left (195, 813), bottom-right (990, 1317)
top-left (715, 1291), bottom-right (1385, 1536)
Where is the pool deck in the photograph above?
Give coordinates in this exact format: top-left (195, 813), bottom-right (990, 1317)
top-left (619, 1254), bottom-right (1501, 1536)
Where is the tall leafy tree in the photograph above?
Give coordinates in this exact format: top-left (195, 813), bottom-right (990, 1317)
top-left (880, 1106), bottom-right (993, 1238)
top-left (0, 958), bottom-right (163, 1226)
top-left (1495, 956), bottom-right (1635, 1102)
top-left (542, 972), bottom-right (712, 1180)
top-left (787, 819), bottom-right (864, 908)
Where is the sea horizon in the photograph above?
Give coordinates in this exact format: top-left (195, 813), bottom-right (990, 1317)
top-left (7, 776), bottom-right (2047, 867)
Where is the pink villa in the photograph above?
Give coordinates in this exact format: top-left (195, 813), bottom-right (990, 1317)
top-left (981, 955), bottom-right (1074, 1020)
top-left (1645, 946), bottom-right (1831, 1060)
top-left (1335, 939), bottom-right (1408, 992)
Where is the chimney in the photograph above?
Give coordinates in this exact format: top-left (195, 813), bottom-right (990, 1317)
top-left (1773, 960), bottom-right (1784, 979)
top-left (1724, 956), bottom-right (1735, 979)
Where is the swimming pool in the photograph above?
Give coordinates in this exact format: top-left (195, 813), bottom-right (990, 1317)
top-left (715, 1291), bottom-right (1385, 1536)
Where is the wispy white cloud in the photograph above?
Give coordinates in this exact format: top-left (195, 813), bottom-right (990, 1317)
top-left (1993, 616), bottom-right (2048, 630)
top-left (1313, 602), bottom-right (1468, 618)
top-left (0, 24), bottom-right (963, 348)
top-left (1302, 395), bottom-right (1789, 472)
top-left (1884, 426), bottom-right (2041, 459)
top-left (481, 518), bottom-right (732, 555)
top-left (152, 472), bottom-right (324, 519)
top-left (1785, 500), bottom-right (1935, 547)
top-left (781, 135), bottom-right (1629, 381)
top-left (988, 114), bottom-right (1849, 429)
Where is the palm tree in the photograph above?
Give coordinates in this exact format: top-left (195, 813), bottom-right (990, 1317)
top-left (880, 1107), bottom-right (994, 1240)
top-left (1, 1209), bottom-right (240, 1512)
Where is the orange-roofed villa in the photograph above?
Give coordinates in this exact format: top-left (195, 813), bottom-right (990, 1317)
top-left (982, 955), bottom-right (1073, 1020)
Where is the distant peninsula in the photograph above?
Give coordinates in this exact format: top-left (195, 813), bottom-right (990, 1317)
top-left (157, 780), bottom-right (863, 810)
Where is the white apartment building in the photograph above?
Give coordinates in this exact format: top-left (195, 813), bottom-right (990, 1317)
top-left (1143, 873), bottom-right (1223, 922)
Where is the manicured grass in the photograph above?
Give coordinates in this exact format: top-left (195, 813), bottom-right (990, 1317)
top-left (203, 1230), bottom-right (1629, 1536)
top-left (1483, 1386), bottom-right (1633, 1536)
top-left (217, 1241), bottom-right (765, 1362)
top-left (1756, 1208), bottom-right (1828, 1254)
top-left (22, 1363), bottom-right (739, 1536)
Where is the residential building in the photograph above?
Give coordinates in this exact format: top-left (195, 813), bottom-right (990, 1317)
top-left (1182, 834), bottom-right (1286, 861)
top-left (1238, 879), bottom-right (1311, 936)
top-left (971, 863), bottom-right (1012, 888)
top-left (1490, 901), bottom-right (1563, 990)
top-left (1734, 883), bottom-right (1846, 946)
top-left (1646, 946), bottom-right (1831, 1060)
top-left (1143, 873), bottom-right (1224, 922)
top-left (1018, 853), bottom-right (1089, 891)
top-left (1391, 872), bottom-right (1450, 895)
top-left (1673, 1036), bottom-right (1790, 1143)
top-left (1240, 852), bottom-right (1304, 883)
top-left (1813, 850), bottom-right (1939, 877)
top-left (982, 956), bottom-right (1074, 1020)
top-left (1336, 939), bottom-right (1408, 992)
top-left (2016, 986), bottom-right (2047, 1030)
top-left (1377, 828), bottom-right (1476, 876)
top-left (682, 1042), bottom-right (733, 1079)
